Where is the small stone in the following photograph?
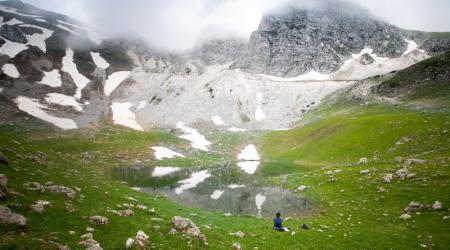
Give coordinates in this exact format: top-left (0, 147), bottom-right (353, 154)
top-left (125, 238), bottom-right (135, 249)
top-left (358, 157), bottom-right (368, 165)
top-left (399, 214), bottom-right (411, 220)
top-left (86, 227), bottom-right (95, 232)
top-left (432, 201), bottom-right (442, 210)
top-left (230, 231), bottom-right (245, 238)
top-left (382, 174), bottom-right (393, 183)
top-left (404, 202), bottom-right (424, 212)
top-left (89, 216), bottom-right (108, 225)
top-left (68, 231), bottom-right (76, 235)
top-left (296, 185), bottom-right (308, 192)
top-left (0, 174), bottom-right (7, 189)
top-left (360, 169), bottom-right (370, 174)
top-left (301, 224), bottom-right (310, 230)
top-left (0, 152), bottom-right (9, 165)
top-left (233, 242), bottom-right (243, 250)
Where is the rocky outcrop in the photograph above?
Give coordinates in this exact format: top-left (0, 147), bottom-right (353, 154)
top-left (232, 1), bottom-right (408, 77)
top-left (193, 39), bottom-right (246, 65)
top-left (420, 38), bottom-right (450, 55)
top-left (171, 216), bottom-right (208, 246)
top-left (0, 205), bottom-right (26, 226)
top-left (0, 25), bottom-right (27, 44)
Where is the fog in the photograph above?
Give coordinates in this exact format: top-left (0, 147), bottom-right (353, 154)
top-left (24, 0), bottom-right (450, 51)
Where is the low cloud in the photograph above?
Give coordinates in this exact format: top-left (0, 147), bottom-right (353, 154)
top-left (25, 0), bottom-right (450, 51)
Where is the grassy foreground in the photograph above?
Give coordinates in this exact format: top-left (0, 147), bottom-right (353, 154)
top-left (0, 101), bottom-right (449, 249)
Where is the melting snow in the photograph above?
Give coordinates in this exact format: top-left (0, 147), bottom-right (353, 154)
top-left (176, 122), bottom-right (211, 151)
top-left (227, 184), bottom-right (246, 189)
top-left (211, 115), bottom-right (225, 126)
top-left (90, 52), bottom-right (110, 69)
top-left (0, 5), bottom-right (41, 18)
top-left (111, 102), bottom-right (143, 131)
top-left (19, 24), bottom-right (53, 53)
top-left (62, 48), bottom-right (90, 99)
top-left (152, 146), bottom-right (185, 160)
top-left (237, 145), bottom-right (260, 161)
top-left (343, 47), bottom-right (388, 66)
top-left (3, 18), bottom-right (23, 26)
top-left (237, 161), bottom-right (260, 175)
top-left (175, 170), bottom-right (211, 195)
top-left (152, 167), bottom-right (181, 177)
top-left (255, 193), bottom-right (266, 215)
top-left (0, 38), bottom-right (28, 57)
top-left (228, 127), bottom-right (248, 132)
top-left (255, 93), bottom-right (266, 121)
top-left (15, 96), bottom-right (77, 129)
top-left (1, 63), bottom-right (19, 78)
top-left (45, 93), bottom-right (83, 112)
top-left (210, 190), bottom-right (224, 200)
top-left (260, 70), bottom-right (330, 81)
top-left (38, 69), bottom-right (62, 87)
top-left (104, 71), bottom-right (130, 96)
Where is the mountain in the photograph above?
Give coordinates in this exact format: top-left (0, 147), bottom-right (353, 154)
top-left (0, 0), bottom-right (449, 132)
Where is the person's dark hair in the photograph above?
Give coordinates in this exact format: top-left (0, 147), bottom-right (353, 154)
top-left (276, 212), bottom-right (281, 218)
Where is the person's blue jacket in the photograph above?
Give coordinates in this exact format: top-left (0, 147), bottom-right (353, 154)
top-left (274, 217), bottom-right (283, 229)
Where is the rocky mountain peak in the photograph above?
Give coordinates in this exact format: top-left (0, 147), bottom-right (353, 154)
top-left (232, 1), bottom-right (408, 77)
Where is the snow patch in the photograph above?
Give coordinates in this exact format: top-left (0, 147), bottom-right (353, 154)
top-left (260, 70), bottom-right (330, 81)
top-left (176, 122), bottom-right (211, 151)
top-left (1, 63), bottom-right (19, 78)
top-left (0, 5), bottom-right (41, 18)
top-left (175, 170), bottom-right (211, 195)
top-left (237, 145), bottom-right (260, 161)
top-left (104, 71), bottom-right (130, 96)
top-left (227, 184), bottom-right (246, 189)
top-left (62, 48), bottom-right (90, 99)
top-left (0, 38), bottom-right (28, 57)
top-left (228, 127), bottom-right (248, 132)
top-left (343, 47), bottom-right (388, 66)
top-left (38, 69), bottom-right (62, 87)
top-left (255, 93), bottom-right (266, 121)
top-left (19, 24), bottom-right (53, 53)
top-left (90, 52), bottom-right (110, 69)
top-left (111, 102), bottom-right (143, 131)
top-left (402, 39), bottom-right (425, 56)
top-left (15, 96), bottom-right (77, 129)
top-left (45, 93), bottom-right (83, 112)
top-left (152, 146), bottom-right (184, 160)
top-left (210, 190), bottom-right (224, 200)
top-left (3, 18), bottom-right (23, 26)
top-left (211, 115), bottom-right (225, 126)
top-left (152, 167), bottom-right (181, 177)
top-left (237, 161), bottom-right (260, 175)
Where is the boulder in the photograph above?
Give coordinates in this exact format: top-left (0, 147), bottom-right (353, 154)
top-left (125, 238), bottom-right (135, 249)
top-left (405, 159), bottom-right (426, 165)
top-left (0, 205), bottom-right (26, 226)
top-left (78, 238), bottom-right (103, 250)
top-left (46, 184), bottom-right (76, 199)
top-left (30, 200), bottom-right (51, 214)
top-left (89, 216), bottom-right (108, 225)
top-left (23, 182), bottom-right (45, 193)
top-left (432, 201), bottom-right (442, 210)
top-left (396, 168), bottom-right (409, 179)
top-left (295, 185), bottom-right (308, 192)
top-left (171, 216), bottom-right (208, 245)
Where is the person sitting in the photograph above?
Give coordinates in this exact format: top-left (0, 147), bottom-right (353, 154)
top-left (273, 212), bottom-right (289, 232)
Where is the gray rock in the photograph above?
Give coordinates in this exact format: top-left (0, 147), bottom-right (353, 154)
top-left (360, 53), bottom-right (374, 65)
top-left (0, 152), bottom-right (8, 165)
top-left (46, 184), bottom-right (76, 199)
top-left (0, 24), bottom-right (28, 44)
top-left (420, 39), bottom-right (450, 55)
top-left (0, 174), bottom-right (7, 189)
top-left (232, 1), bottom-right (407, 77)
top-left (89, 216), bottom-right (108, 225)
top-left (382, 173), bottom-right (394, 183)
top-left (358, 157), bottom-right (369, 165)
top-left (399, 213), bottom-right (411, 220)
top-left (432, 201), bottom-right (442, 210)
top-left (404, 202), bottom-right (424, 212)
top-left (0, 205), bottom-right (26, 226)
top-left (171, 216), bottom-right (208, 246)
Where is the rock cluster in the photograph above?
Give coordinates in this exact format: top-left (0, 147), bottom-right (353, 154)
top-left (171, 216), bottom-right (208, 246)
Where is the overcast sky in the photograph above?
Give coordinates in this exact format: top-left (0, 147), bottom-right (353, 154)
top-left (24, 0), bottom-right (450, 51)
